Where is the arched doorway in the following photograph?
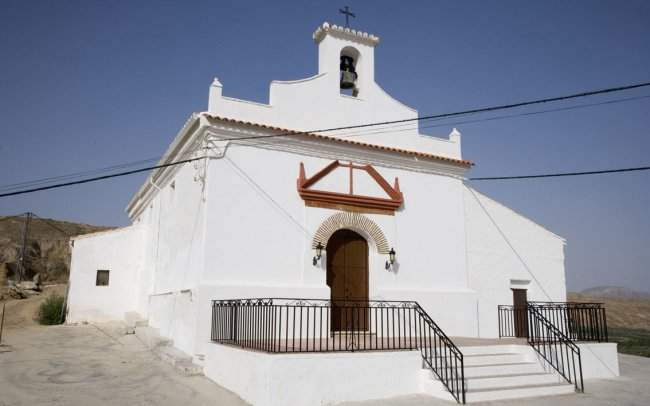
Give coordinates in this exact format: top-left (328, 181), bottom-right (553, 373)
top-left (326, 229), bottom-right (369, 331)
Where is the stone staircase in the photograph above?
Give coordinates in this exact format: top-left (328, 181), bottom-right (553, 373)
top-left (420, 344), bottom-right (575, 403)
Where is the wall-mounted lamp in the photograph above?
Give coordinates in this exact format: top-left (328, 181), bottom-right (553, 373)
top-left (385, 248), bottom-right (396, 270)
top-left (312, 242), bottom-right (324, 266)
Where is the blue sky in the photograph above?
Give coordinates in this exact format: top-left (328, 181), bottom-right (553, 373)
top-left (1, 1), bottom-right (648, 291)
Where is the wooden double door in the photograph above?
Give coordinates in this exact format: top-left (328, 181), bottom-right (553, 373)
top-left (326, 229), bottom-right (369, 332)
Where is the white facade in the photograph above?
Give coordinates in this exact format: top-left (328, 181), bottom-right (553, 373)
top-left (67, 22), bottom-right (579, 403)
top-left (68, 226), bottom-right (145, 322)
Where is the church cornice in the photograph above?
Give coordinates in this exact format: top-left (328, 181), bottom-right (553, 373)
top-left (203, 114), bottom-right (474, 169)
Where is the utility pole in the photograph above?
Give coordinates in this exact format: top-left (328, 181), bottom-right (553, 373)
top-left (0, 303), bottom-right (5, 345)
top-left (17, 212), bottom-right (33, 283)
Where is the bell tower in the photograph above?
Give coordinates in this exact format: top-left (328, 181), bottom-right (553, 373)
top-left (313, 22), bottom-right (380, 98)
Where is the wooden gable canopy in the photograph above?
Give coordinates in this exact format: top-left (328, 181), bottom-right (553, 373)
top-left (297, 160), bottom-right (404, 214)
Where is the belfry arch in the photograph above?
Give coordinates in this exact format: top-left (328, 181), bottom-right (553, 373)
top-left (312, 212), bottom-right (390, 254)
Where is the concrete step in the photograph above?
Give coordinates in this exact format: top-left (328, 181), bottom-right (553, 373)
top-left (156, 345), bottom-right (192, 365)
top-left (135, 326), bottom-right (172, 349)
top-left (466, 382), bottom-right (575, 403)
top-left (124, 312), bottom-right (147, 328)
top-left (419, 343), bottom-right (576, 403)
top-left (459, 345), bottom-right (526, 356)
top-left (420, 361), bottom-right (573, 403)
top-left (175, 359), bottom-right (204, 377)
top-left (154, 345), bottom-right (203, 377)
top-left (463, 362), bottom-right (543, 378)
top-left (463, 353), bottom-right (528, 366)
top-left (132, 326), bottom-right (203, 377)
top-left (466, 372), bottom-right (564, 390)
top-left (135, 319), bottom-right (149, 327)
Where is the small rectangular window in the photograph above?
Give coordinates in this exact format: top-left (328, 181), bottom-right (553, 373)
top-left (96, 270), bottom-right (110, 286)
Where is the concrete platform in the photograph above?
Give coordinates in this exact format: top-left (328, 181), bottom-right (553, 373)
top-left (204, 342), bottom-right (424, 406)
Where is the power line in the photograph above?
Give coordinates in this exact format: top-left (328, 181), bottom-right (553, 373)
top-left (0, 149), bottom-right (201, 194)
top-left (208, 81), bottom-right (650, 143)
top-left (3, 159), bottom-right (648, 201)
top-left (1, 81), bottom-right (649, 198)
top-left (1, 82), bottom-right (648, 193)
top-left (7, 93), bottom-right (645, 193)
top-left (3, 90), bottom-right (648, 194)
top-left (0, 157), bottom-right (162, 192)
top-left (331, 94), bottom-right (650, 138)
top-left (0, 157), bottom-right (203, 198)
top-left (469, 165), bottom-right (650, 181)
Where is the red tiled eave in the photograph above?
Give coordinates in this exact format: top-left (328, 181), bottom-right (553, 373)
top-left (203, 114), bottom-right (474, 168)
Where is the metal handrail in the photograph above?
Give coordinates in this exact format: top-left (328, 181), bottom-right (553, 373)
top-left (530, 302), bottom-right (608, 342)
top-left (527, 304), bottom-right (584, 392)
top-left (498, 302), bottom-right (608, 342)
top-left (211, 298), bottom-right (466, 404)
top-left (412, 303), bottom-right (465, 404)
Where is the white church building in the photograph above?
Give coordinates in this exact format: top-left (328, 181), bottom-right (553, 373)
top-left (67, 22), bottom-right (619, 405)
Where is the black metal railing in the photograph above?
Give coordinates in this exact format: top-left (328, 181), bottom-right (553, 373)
top-left (412, 302), bottom-right (465, 404)
top-left (498, 302), bottom-right (608, 342)
top-left (530, 302), bottom-right (608, 342)
top-left (211, 298), bottom-right (466, 403)
top-left (497, 305), bottom-right (528, 338)
top-left (527, 304), bottom-right (584, 392)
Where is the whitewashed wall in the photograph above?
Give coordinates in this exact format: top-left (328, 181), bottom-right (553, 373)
top-left (133, 160), bottom-right (207, 355)
top-left (67, 226), bottom-right (145, 323)
top-left (193, 141), bottom-right (477, 353)
top-left (464, 187), bottom-right (567, 338)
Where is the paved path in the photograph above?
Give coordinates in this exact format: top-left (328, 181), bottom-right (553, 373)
top-left (0, 325), bottom-right (249, 406)
top-left (338, 353), bottom-right (650, 405)
top-left (2, 325), bottom-right (649, 405)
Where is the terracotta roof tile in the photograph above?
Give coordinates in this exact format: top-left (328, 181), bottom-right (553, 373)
top-left (203, 114), bottom-right (474, 168)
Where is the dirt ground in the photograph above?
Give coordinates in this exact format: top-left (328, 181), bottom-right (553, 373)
top-left (0, 284), bottom-right (67, 330)
top-left (0, 324), bottom-right (249, 406)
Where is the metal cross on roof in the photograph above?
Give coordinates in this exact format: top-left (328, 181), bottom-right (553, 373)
top-left (339, 6), bottom-right (355, 27)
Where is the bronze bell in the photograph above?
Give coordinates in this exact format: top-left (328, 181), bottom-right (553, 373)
top-left (340, 71), bottom-right (357, 89)
top-left (340, 55), bottom-right (358, 89)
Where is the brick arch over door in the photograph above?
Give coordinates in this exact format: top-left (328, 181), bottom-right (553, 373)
top-left (312, 212), bottom-right (390, 254)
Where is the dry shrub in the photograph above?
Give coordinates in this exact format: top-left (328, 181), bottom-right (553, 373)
top-left (38, 293), bottom-right (65, 325)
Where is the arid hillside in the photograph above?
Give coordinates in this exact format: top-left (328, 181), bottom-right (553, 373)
top-left (0, 215), bottom-right (111, 288)
top-left (569, 291), bottom-right (650, 357)
top-left (568, 292), bottom-right (650, 331)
